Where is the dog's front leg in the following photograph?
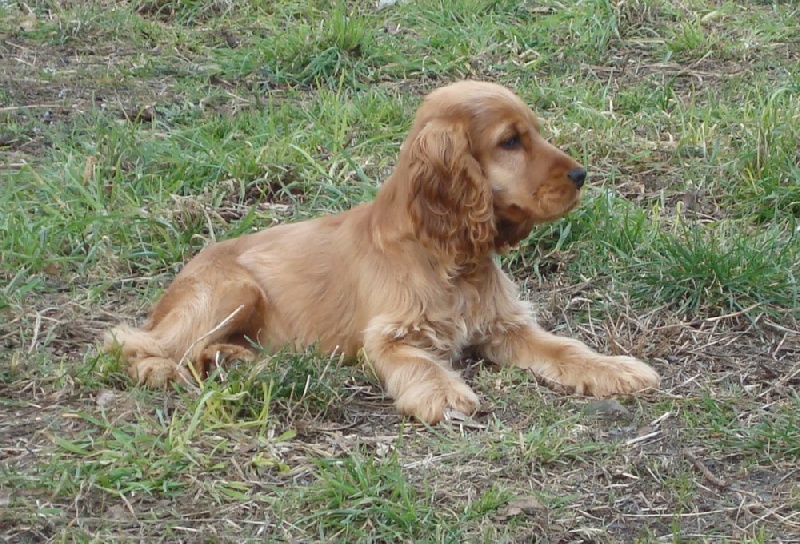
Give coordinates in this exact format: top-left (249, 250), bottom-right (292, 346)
top-left (481, 313), bottom-right (660, 397)
top-left (363, 320), bottom-right (479, 424)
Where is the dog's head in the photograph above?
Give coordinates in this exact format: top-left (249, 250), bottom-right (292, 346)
top-left (397, 80), bottom-right (585, 258)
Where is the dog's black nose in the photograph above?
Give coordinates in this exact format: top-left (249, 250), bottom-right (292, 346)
top-left (567, 167), bottom-right (587, 189)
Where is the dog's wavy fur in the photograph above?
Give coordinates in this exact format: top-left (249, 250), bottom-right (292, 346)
top-left (105, 81), bottom-right (659, 424)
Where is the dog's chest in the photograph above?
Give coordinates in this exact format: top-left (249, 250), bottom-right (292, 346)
top-left (411, 280), bottom-right (491, 359)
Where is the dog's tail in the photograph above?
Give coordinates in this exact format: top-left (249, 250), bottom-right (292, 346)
top-left (104, 324), bottom-right (168, 362)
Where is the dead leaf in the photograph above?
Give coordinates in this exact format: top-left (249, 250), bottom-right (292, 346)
top-left (495, 495), bottom-right (545, 521)
top-left (19, 15), bottom-right (38, 31)
top-left (443, 410), bottom-right (486, 429)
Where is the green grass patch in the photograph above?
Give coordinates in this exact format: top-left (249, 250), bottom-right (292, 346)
top-left (297, 449), bottom-right (439, 541)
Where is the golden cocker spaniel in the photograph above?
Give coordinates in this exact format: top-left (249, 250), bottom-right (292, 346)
top-left (105, 81), bottom-right (660, 424)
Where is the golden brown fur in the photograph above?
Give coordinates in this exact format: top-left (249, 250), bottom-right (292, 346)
top-left (105, 81), bottom-right (660, 424)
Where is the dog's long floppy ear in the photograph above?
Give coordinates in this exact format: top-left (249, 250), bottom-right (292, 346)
top-left (406, 119), bottom-right (495, 260)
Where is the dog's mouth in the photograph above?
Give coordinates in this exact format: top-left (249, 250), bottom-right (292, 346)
top-left (494, 192), bottom-right (579, 250)
top-left (566, 193), bottom-right (581, 212)
top-left (494, 216), bottom-right (534, 251)
top-left (533, 193), bottom-right (581, 223)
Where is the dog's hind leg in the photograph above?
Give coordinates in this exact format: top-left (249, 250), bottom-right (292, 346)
top-left (105, 264), bottom-right (268, 387)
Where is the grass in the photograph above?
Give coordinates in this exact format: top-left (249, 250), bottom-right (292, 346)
top-left (1, 0), bottom-right (799, 542)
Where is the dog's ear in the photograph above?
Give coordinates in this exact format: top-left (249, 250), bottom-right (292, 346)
top-left (406, 119), bottom-right (495, 260)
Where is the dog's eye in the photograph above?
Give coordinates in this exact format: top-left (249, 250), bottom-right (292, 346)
top-left (499, 135), bottom-right (522, 150)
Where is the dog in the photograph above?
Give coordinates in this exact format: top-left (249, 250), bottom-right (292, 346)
top-left (105, 81), bottom-right (660, 424)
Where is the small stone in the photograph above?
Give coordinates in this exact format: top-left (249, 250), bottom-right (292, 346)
top-left (583, 399), bottom-right (632, 420)
top-left (95, 389), bottom-right (116, 409)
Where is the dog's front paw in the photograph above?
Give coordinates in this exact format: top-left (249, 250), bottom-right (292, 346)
top-left (394, 374), bottom-right (479, 425)
top-left (571, 355), bottom-right (660, 397)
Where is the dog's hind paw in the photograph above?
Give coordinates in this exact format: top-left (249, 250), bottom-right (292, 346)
top-left (128, 356), bottom-right (193, 387)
